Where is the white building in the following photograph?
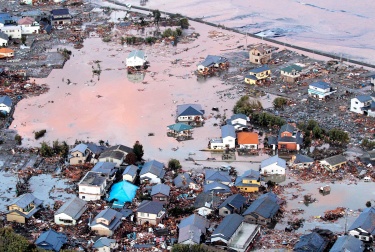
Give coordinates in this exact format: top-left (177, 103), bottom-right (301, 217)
top-left (308, 81), bottom-right (335, 99)
top-left (122, 165), bottom-right (138, 183)
top-left (139, 160), bottom-right (165, 184)
top-left (260, 155), bottom-right (286, 175)
top-left (176, 104), bottom-right (205, 123)
top-left (0, 96), bottom-right (12, 114)
top-left (0, 31), bottom-right (8, 46)
top-left (18, 17), bottom-right (40, 34)
top-left (350, 94), bottom-right (375, 117)
top-left (226, 113), bottom-right (248, 130)
top-left (78, 171), bottom-right (107, 201)
top-left (54, 197), bottom-right (87, 225)
top-left (348, 207), bottom-right (375, 242)
top-left (210, 124), bottom-right (236, 149)
top-left (126, 50), bottom-right (147, 68)
top-left (1, 25), bottom-right (22, 39)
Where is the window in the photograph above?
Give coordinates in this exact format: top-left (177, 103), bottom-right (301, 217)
top-left (82, 196), bottom-right (85, 199)
top-left (224, 210), bottom-right (229, 214)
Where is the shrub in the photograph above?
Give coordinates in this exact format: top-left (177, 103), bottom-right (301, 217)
top-left (34, 129), bottom-right (46, 140)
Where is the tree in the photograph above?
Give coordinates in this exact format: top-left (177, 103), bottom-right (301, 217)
top-left (52, 140), bottom-right (61, 154)
top-left (60, 141), bottom-right (69, 158)
top-left (172, 244), bottom-right (208, 252)
top-left (233, 95), bottom-right (262, 115)
top-left (179, 18), bottom-right (189, 29)
top-left (273, 97), bottom-right (288, 109)
top-left (14, 134), bottom-right (22, 145)
top-left (312, 126), bottom-right (322, 139)
top-left (40, 142), bottom-right (53, 157)
top-left (328, 129), bottom-right (349, 144)
top-left (34, 129), bottom-right (47, 140)
top-left (0, 227), bottom-right (30, 252)
top-left (366, 201), bottom-right (372, 208)
top-left (125, 152), bottom-right (137, 165)
top-left (152, 9), bottom-right (161, 26)
top-left (168, 159), bottom-right (181, 171)
top-left (133, 141), bottom-right (144, 161)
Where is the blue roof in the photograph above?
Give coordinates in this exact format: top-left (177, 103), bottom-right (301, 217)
top-left (355, 95), bottom-right (372, 103)
top-left (51, 8), bottom-right (70, 16)
top-left (349, 207), bottom-right (375, 235)
top-left (212, 214), bottom-right (244, 241)
top-left (261, 155), bottom-right (286, 169)
top-left (151, 184), bottom-right (170, 196)
top-left (177, 104), bottom-right (204, 117)
top-left (221, 124), bottom-right (236, 138)
top-left (167, 123), bottom-right (193, 132)
top-left (219, 194), bottom-right (247, 209)
top-left (203, 181), bottom-right (230, 193)
top-left (92, 162), bottom-right (117, 176)
top-left (279, 124), bottom-right (296, 134)
top-left (294, 232), bottom-right (327, 252)
top-left (243, 192), bottom-right (279, 219)
top-left (93, 237), bottom-right (116, 249)
top-left (137, 200), bottom-right (164, 214)
top-left (0, 96), bottom-right (12, 107)
top-left (140, 160), bottom-right (165, 177)
top-left (35, 229), bottom-right (67, 252)
top-left (174, 173), bottom-right (195, 188)
top-left (108, 181), bottom-right (138, 207)
top-left (250, 65), bottom-right (270, 74)
top-left (127, 50), bottom-right (145, 59)
top-left (199, 55), bottom-right (227, 67)
top-left (310, 81), bottom-right (331, 89)
top-left (70, 143), bottom-right (87, 154)
top-left (230, 113), bottom-right (247, 121)
top-left (205, 170), bottom-right (231, 183)
top-left (330, 235), bottom-right (363, 252)
top-left (245, 75), bottom-right (258, 80)
top-left (122, 165), bottom-right (138, 176)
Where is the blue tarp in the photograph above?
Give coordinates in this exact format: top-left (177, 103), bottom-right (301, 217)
top-left (108, 181), bottom-right (138, 208)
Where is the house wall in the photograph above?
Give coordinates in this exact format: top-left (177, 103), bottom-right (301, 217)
top-left (232, 118), bottom-right (247, 126)
top-left (20, 24), bottom-right (39, 34)
top-left (244, 214), bottom-right (270, 225)
top-left (140, 173), bottom-right (161, 184)
top-left (79, 185), bottom-right (103, 201)
top-left (197, 207), bottom-right (212, 216)
top-left (223, 136), bottom-right (236, 148)
top-left (219, 206), bottom-right (232, 216)
top-left (54, 213), bottom-right (76, 225)
top-left (1, 26), bottom-right (21, 39)
top-left (152, 193), bottom-right (169, 202)
top-left (261, 163), bottom-right (285, 175)
top-left (236, 185), bottom-right (259, 193)
top-left (123, 174), bottom-right (135, 182)
top-left (137, 212), bottom-right (159, 225)
top-left (252, 70), bottom-right (270, 80)
top-left (177, 115), bottom-right (203, 123)
top-left (249, 49), bottom-right (271, 64)
top-left (239, 143), bottom-right (258, 149)
top-left (244, 77), bottom-right (257, 85)
top-left (210, 141), bottom-right (226, 150)
top-left (6, 212), bottom-right (26, 223)
top-left (0, 38), bottom-right (7, 47)
top-left (70, 150), bottom-right (87, 165)
top-left (350, 98), bottom-right (366, 114)
top-left (98, 157), bottom-right (123, 167)
top-left (278, 142), bottom-right (297, 151)
top-left (211, 236), bottom-right (229, 245)
top-left (98, 246), bottom-right (111, 252)
top-left (91, 226), bottom-right (113, 236)
top-left (349, 229), bottom-right (372, 242)
top-left (0, 103), bottom-right (11, 113)
top-left (126, 57), bottom-right (145, 67)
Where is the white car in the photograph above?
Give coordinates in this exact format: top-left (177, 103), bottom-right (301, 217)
top-left (56, 26), bottom-right (64, 30)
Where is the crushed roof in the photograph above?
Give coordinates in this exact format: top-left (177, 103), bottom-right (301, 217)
top-left (9, 193), bottom-right (43, 209)
top-left (92, 162), bottom-right (117, 176)
top-left (79, 171), bottom-right (106, 186)
top-left (55, 196), bottom-right (87, 220)
top-left (199, 55), bottom-right (228, 67)
top-left (194, 192), bottom-right (221, 208)
top-left (322, 155), bottom-right (347, 166)
top-left (173, 173), bottom-right (195, 188)
top-left (151, 184), bottom-right (170, 196)
top-left (212, 214), bottom-right (243, 241)
top-left (294, 154), bottom-right (314, 164)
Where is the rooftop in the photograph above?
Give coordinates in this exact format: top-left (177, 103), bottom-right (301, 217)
top-left (261, 155), bottom-right (286, 169)
top-left (309, 81), bottom-right (331, 90)
top-left (212, 214), bottom-right (244, 241)
top-left (79, 171), bottom-right (106, 187)
top-left (55, 196), bottom-right (87, 220)
top-left (237, 132), bottom-right (259, 145)
top-left (137, 200), bottom-right (164, 214)
top-left (151, 184), bottom-right (170, 196)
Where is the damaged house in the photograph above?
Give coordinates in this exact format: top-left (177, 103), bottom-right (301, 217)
top-left (90, 208), bottom-right (123, 236)
top-left (244, 65), bottom-right (271, 85)
top-left (178, 214), bottom-right (209, 245)
top-left (7, 193), bottom-right (43, 224)
top-left (350, 94), bottom-right (375, 117)
top-left (242, 192), bottom-right (280, 225)
top-left (249, 44), bottom-right (273, 65)
top-left (197, 55), bottom-right (228, 75)
top-left (54, 196), bottom-right (87, 226)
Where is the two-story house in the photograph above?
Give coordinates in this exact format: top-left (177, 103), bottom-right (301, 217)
top-left (218, 194), bottom-right (247, 216)
top-left (280, 64), bottom-right (303, 83)
top-left (350, 94), bottom-right (375, 117)
top-left (176, 104), bottom-right (205, 124)
top-left (90, 208), bottom-right (123, 236)
top-left (50, 8), bottom-right (72, 25)
top-left (235, 170), bottom-right (260, 192)
top-left (0, 25), bottom-right (21, 39)
top-left (54, 196), bottom-right (87, 226)
top-left (260, 155), bottom-right (286, 175)
top-left (78, 171), bottom-right (107, 201)
top-left (197, 55), bottom-right (228, 74)
top-left (244, 65), bottom-right (271, 85)
top-left (122, 164), bottom-right (138, 183)
top-left (69, 143), bottom-right (90, 165)
top-left (249, 44), bottom-right (273, 65)
top-left (136, 200), bottom-right (165, 225)
top-left (237, 132), bottom-right (259, 150)
top-left (308, 81), bottom-right (335, 99)
top-left (17, 17), bottom-right (39, 34)
top-left (151, 184), bottom-right (170, 203)
top-left (178, 214), bottom-right (209, 245)
top-left (98, 145), bottom-right (133, 167)
top-left (277, 123), bottom-right (303, 151)
top-left (209, 124), bottom-right (236, 149)
top-left (139, 160), bottom-right (165, 184)
top-left (242, 192), bottom-right (280, 225)
top-left (7, 193), bottom-right (43, 223)
top-left (0, 31), bottom-right (8, 46)
top-left (226, 113), bottom-right (248, 130)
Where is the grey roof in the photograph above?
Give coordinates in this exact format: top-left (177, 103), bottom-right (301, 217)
top-left (294, 232), bottom-right (327, 252)
top-left (10, 193), bottom-right (43, 209)
top-left (261, 155), bottom-right (286, 169)
top-left (99, 145), bottom-right (132, 160)
top-left (250, 65), bottom-right (270, 74)
top-left (122, 165), bottom-right (138, 176)
top-left (267, 136), bottom-right (278, 145)
top-left (178, 214), bottom-right (209, 232)
top-left (322, 155), bottom-right (347, 166)
top-left (178, 224), bottom-right (202, 244)
top-left (212, 214), bottom-right (244, 241)
top-left (93, 237), bottom-right (116, 249)
top-left (230, 113), bottom-right (247, 121)
top-left (92, 162), bottom-right (117, 176)
top-left (205, 170), bottom-right (231, 183)
top-left (294, 154), bottom-right (314, 164)
top-left (35, 229), bottom-right (67, 252)
top-left (219, 194), bottom-right (247, 210)
top-left (0, 95), bottom-right (12, 107)
top-left (55, 196), bottom-right (87, 220)
top-left (86, 142), bottom-right (106, 155)
top-left (151, 184), bottom-right (170, 196)
top-left (194, 192), bottom-right (221, 209)
top-left (356, 95), bottom-right (372, 103)
top-left (203, 181), bottom-right (231, 193)
top-left (173, 173), bottom-right (195, 188)
top-left (310, 81), bottom-right (330, 89)
top-left (79, 171), bottom-right (106, 186)
top-left (348, 207), bottom-right (375, 235)
top-left (0, 31), bottom-right (8, 41)
top-left (243, 192), bottom-right (279, 219)
top-left (177, 104), bottom-right (204, 117)
top-left (51, 8), bottom-right (70, 16)
top-left (137, 200), bottom-right (164, 214)
top-left (140, 160), bottom-right (165, 178)
top-left (127, 50), bottom-right (145, 60)
top-left (330, 235), bottom-right (363, 252)
top-left (279, 124), bottom-right (296, 134)
top-left (199, 55), bottom-right (227, 67)
top-left (221, 124), bottom-right (236, 138)
top-left (91, 208), bottom-right (122, 231)
top-left (70, 143), bottom-right (87, 154)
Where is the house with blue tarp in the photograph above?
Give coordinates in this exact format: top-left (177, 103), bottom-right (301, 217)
top-left (108, 180), bottom-right (138, 208)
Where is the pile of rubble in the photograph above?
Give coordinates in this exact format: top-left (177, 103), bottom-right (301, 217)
top-left (320, 207), bottom-right (346, 222)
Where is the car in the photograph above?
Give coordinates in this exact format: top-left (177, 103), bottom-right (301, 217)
top-left (56, 26), bottom-right (63, 30)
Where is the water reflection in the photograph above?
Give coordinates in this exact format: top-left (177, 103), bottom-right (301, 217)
top-left (127, 72), bottom-right (146, 83)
